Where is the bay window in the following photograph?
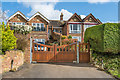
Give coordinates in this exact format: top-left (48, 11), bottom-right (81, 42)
top-left (69, 24), bottom-right (81, 33)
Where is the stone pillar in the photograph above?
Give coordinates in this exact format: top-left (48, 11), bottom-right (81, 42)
top-left (24, 33), bottom-right (31, 63)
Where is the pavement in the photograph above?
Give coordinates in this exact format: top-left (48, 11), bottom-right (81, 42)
top-left (2, 63), bottom-right (115, 79)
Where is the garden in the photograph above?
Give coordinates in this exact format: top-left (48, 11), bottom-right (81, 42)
top-left (84, 23), bottom-right (120, 79)
top-left (1, 22), bottom-right (32, 54)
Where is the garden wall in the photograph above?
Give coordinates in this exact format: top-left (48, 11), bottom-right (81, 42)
top-left (0, 50), bottom-right (24, 73)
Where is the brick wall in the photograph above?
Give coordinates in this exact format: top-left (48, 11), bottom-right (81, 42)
top-left (0, 57), bottom-right (2, 79)
top-left (0, 50), bottom-right (24, 73)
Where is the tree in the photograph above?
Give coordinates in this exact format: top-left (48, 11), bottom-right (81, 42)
top-left (2, 22), bottom-right (17, 52)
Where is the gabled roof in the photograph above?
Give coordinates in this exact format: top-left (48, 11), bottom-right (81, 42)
top-left (7, 11), bottom-right (27, 21)
top-left (83, 13), bottom-right (98, 22)
top-left (28, 12), bottom-right (49, 23)
top-left (97, 19), bottom-right (102, 24)
top-left (67, 13), bottom-right (82, 22)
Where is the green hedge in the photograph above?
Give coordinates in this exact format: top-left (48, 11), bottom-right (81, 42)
top-left (84, 23), bottom-right (119, 54)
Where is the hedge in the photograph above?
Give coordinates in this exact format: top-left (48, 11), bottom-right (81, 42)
top-left (84, 23), bottom-right (120, 54)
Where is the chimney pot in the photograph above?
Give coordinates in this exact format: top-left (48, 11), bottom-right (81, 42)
top-left (60, 13), bottom-right (63, 21)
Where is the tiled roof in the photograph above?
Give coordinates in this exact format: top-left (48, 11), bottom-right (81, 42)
top-left (48, 20), bottom-right (66, 27)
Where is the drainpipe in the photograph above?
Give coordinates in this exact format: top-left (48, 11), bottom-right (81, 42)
top-left (77, 41), bottom-right (79, 63)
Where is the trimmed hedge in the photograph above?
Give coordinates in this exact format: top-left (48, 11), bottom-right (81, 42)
top-left (84, 23), bottom-right (120, 54)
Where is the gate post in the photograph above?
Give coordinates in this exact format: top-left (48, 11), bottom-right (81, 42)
top-left (30, 36), bottom-right (32, 64)
top-left (77, 41), bottom-right (79, 63)
top-left (54, 44), bottom-right (57, 62)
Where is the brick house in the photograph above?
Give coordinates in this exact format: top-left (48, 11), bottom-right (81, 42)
top-left (49, 13), bottom-right (102, 42)
top-left (7, 11), bottom-right (49, 44)
top-left (7, 11), bottom-right (102, 43)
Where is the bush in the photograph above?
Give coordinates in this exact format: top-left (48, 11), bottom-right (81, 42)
top-left (68, 35), bottom-right (72, 39)
top-left (11, 25), bottom-right (32, 35)
top-left (92, 52), bottom-right (120, 78)
top-left (2, 22), bottom-right (17, 52)
top-left (61, 35), bottom-right (67, 40)
top-left (84, 23), bottom-right (119, 54)
top-left (14, 33), bottom-right (29, 51)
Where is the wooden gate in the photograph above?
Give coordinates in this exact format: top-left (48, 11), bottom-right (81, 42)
top-left (32, 40), bottom-right (77, 63)
top-left (79, 43), bottom-right (90, 63)
top-left (32, 40), bottom-right (90, 63)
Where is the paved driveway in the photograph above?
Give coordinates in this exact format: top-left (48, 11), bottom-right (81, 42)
top-left (2, 63), bottom-right (114, 78)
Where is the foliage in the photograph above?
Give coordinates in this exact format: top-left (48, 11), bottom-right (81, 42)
top-left (14, 33), bottom-right (29, 51)
top-left (92, 52), bottom-right (120, 78)
top-left (61, 35), bottom-right (67, 40)
top-left (2, 22), bottom-right (17, 52)
top-left (68, 35), bottom-right (72, 39)
top-left (0, 23), bottom-right (2, 54)
top-left (62, 39), bottom-right (74, 45)
top-left (84, 23), bottom-right (119, 54)
top-left (11, 25), bottom-right (32, 35)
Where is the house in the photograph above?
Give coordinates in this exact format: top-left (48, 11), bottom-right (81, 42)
top-left (7, 11), bottom-right (49, 44)
top-left (49, 13), bottom-right (102, 42)
top-left (7, 11), bottom-right (102, 43)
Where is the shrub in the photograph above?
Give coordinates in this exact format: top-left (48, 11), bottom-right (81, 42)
top-left (2, 22), bottom-right (17, 52)
top-left (61, 35), bottom-right (67, 40)
top-left (84, 23), bottom-right (119, 54)
top-left (11, 25), bottom-right (32, 35)
top-left (14, 33), bottom-right (29, 51)
top-left (68, 35), bottom-right (72, 39)
top-left (92, 52), bottom-right (120, 78)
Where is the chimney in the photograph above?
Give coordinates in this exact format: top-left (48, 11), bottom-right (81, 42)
top-left (60, 13), bottom-right (63, 21)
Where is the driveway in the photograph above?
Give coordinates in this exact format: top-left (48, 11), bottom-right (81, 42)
top-left (2, 63), bottom-right (114, 78)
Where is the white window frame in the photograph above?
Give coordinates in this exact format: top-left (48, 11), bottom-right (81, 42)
top-left (12, 22), bottom-right (25, 25)
top-left (32, 23), bottom-right (44, 31)
top-left (69, 24), bottom-right (81, 33)
top-left (84, 25), bottom-right (96, 31)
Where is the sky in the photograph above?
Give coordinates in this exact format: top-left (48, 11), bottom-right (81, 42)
top-left (0, 0), bottom-right (119, 23)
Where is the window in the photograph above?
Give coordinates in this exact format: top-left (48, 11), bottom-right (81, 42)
top-left (33, 23), bottom-right (36, 26)
top-left (13, 22), bottom-right (16, 25)
top-left (84, 25), bottom-right (96, 31)
top-left (12, 22), bottom-right (25, 25)
top-left (72, 36), bottom-right (81, 42)
top-left (32, 23), bottom-right (45, 31)
top-left (69, 24), bottom-right (81, 33)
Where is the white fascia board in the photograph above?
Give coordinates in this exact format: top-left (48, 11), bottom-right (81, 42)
top-left (7, 12), bottom-right (27, 21)
top-left (68, 22), bottom-right (82, 23)
top-left (28, 13), bottom-right (49, 23)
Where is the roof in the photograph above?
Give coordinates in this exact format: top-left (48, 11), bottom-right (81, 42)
top-left (7, 11), bottom-right (27, 21)
top-left (97, 19), bottom-right (102, 24)
top-left (83, 13), bottom-right (98, 22)
top-left (68, 13), bottom-right (82, 22)
top-left (28, 12), bottom-right (49, 23)
top-left (48, 20), bottom-right (66, 27)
